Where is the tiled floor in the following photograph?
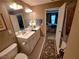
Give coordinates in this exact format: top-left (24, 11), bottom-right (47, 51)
top-left (47, 32), bottom-right (56, 40)
top-left (28, 33), bottom-right (57, 59)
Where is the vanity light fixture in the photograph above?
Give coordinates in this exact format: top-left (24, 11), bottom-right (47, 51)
top-left (25, 9), bottom-right (32, 13)
top-left (9, 3), bottom-right (23, 10)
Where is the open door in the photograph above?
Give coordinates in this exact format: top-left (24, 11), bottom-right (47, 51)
top-left (56, 3), bottom-right (66, 54)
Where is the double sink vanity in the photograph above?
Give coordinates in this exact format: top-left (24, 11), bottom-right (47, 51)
top-left (15, 26), bottom-right (40, 55)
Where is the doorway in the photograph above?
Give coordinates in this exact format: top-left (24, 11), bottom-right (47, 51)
top-left (42, 1), bottom-right (77, 59)
top-left (17, 15), bottom-right (24, 30)
top-left (45, 3), bottom-right (66, 55)
top-left (46, 8), bottom-right (59, 40)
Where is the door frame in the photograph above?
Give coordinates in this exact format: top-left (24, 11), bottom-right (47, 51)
top-left (44, 8), bottom-right (59, 55)
top-left (44, 7), bottom-right (59, 37)
top-left (44, 3), bottom-right (66, 54)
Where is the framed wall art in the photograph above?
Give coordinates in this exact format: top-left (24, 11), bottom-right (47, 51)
top-left (0, 14), bottom-right (6, 31)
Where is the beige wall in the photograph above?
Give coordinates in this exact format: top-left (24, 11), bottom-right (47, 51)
top-left (31, 1), bottom-right (65, 20)
top-left (0, 1), bottom-right (16, 52)
top-left (63, 0), bottom-right (79, 59)
top-left (25, 1), bottom-right (66, 34)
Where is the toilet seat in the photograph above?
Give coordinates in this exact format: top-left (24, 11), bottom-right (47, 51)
top-left (14, 53), bottom-right (28, 59)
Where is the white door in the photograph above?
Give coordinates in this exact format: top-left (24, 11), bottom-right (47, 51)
top-left (10, 15), bottom-right (20, 32)
top-left (56, 3), bottom-right (66, 54)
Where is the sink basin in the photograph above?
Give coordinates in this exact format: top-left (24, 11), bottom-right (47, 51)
top-left (16, 30), bottom-right (35, 39)
top-left (15, 26), bottom-right (40, 39)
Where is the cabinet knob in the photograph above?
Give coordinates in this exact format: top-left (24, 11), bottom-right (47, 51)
top-left (22, 42), bottom-right (27, 45)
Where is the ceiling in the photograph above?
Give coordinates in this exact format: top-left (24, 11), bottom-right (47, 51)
top-left (21, 0), bottom-right (59, 6)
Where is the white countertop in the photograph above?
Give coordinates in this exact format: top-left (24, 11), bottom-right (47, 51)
top-left (16, 31), bottom-right (35, 39)
top-left (32, 26), bottom-right (40, 30)
top-left (16, 26), bottom-right (40, 39)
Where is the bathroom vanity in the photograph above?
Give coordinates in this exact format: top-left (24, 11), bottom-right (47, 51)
top-left (16, 27), bottom-right (40, 54)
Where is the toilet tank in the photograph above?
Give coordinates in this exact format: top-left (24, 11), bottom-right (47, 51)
top-left (0, 43), bottom-right (18, 59)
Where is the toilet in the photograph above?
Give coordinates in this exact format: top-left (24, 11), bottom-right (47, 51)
top-left (0, 43), bottom-right (28, 59)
